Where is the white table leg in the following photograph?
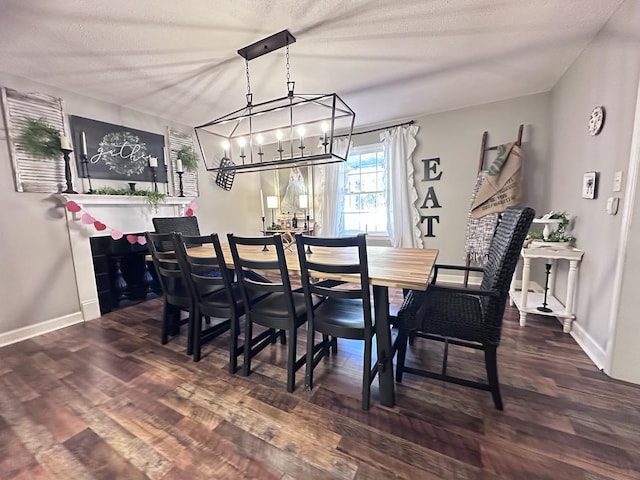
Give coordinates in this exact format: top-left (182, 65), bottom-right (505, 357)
top-left (520, 257), bottom-right (531, 326)
top-left (564, 260), bottom-right (579, 333)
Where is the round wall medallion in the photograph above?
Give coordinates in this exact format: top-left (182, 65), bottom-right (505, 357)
top-left (588, 106), bottom-right (605, 136)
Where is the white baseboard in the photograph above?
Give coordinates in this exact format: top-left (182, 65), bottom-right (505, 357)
top-left (0, 312), bottom-right (84, 348)
top-left (570, 320), bottom-right (607, 370)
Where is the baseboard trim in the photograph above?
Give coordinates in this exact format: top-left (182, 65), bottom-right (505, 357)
top-left (0, 312), bottom-right (84, 348)
top-left (570, 320), bottom-right (607, 370)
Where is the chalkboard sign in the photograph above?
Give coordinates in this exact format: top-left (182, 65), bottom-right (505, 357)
top-left (70, 116), bottom-right (167, 182)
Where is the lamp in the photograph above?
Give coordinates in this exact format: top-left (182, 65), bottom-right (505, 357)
top-left (298, 194), bottom-right (308, 230)
top-left (195, 30), bottom-right (355, 175)
top-left (267, 195), bottom-right (278, 228)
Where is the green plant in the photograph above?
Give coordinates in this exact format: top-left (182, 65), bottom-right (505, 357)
top-left (547, 211), bottom-right (573, 242)
top-left (17, 117), bottom-right (62, 160)
top-left (176, 145), bottom-right (199, 172)
top-left (144, 190), bottom-right (167, 208)
top-left (92, 186), bottom-right (166, 208)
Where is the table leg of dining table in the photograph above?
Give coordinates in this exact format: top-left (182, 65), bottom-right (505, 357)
top-left (373, 285), bottom-right (395, 407)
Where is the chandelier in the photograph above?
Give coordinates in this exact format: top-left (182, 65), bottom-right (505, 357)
top-left (195, 30), bottom-right (355, 176)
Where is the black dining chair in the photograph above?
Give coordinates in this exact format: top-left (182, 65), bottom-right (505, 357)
top-left (172, 233), bottom-right (239, 365)
top-left (295, 233), bottom-right (378, 410)
top-left (227, 233), bottom-right (317, 393)
top-left (153, 216), bottom-right (200, 235)
top-left (145, 231), bottom-right (192, 347)
top-left (394, 206), bottom-right (535, 410)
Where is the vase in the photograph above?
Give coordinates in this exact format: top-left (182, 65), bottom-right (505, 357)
top-left (128, 182), bottom-right (136, 192)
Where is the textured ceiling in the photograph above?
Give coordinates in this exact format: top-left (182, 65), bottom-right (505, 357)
top-left (0, 0), bottom-right (625, 128)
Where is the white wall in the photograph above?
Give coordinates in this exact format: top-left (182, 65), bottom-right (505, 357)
top-left (0, 71), bottom-right (259, 338)
top-left (547, 0), bottom-right (640, 370)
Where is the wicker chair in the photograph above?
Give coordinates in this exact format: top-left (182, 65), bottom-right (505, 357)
top-left (394, 206), bottom-right (535, 410)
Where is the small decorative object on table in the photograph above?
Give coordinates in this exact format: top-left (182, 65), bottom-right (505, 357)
top-left (529, 211), bottom-right (574, 248)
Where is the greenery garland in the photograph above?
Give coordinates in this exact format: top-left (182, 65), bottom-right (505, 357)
top-left (92, 186), bottom-right (167, 208)
top-left (17, 117), bottom-right (62, 160)
top-left (176, 145), bottom-right (199, 172)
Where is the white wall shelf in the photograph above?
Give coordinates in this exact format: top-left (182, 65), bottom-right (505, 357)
top-left (509, 246), bottom-right (584, 333)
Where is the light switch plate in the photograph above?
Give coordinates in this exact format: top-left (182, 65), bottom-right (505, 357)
top-left (613, 171), bottom-right (623, 192)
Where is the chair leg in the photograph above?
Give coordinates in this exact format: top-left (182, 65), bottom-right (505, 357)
top-left (362, 336), bottom-right (372, 410)
top-left (191, 307), bottom-right (203, 362)
top-left (305, 321), bottom-right (315, 391)
top-left (322, 334), bottom-right (330, 357)
top-left (395, 328), bottom-right (408, 383)
top-left (243, 316), bottom-right (253, 377)
top-left (228, 313), bottom-right (239, 374)
top-left (279, 329), bottom-right (287, 345)
top-left (286, 329), bottom-right (296, 393)
top-left (161, 300), bottom-right (171, 345)
top-left (331, 336), bottom-right (338, 354)
top-left (484, 345), bottom-right (503, 411)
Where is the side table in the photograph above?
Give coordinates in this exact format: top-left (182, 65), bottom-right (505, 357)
top-left (509, 246), bottom-right (584, 333)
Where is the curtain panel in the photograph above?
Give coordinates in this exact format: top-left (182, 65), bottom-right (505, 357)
top-left (381, 124), bottom-right (422, 248)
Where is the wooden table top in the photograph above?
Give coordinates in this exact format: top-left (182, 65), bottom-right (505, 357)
top-left (187, 243), bottom-right (438, 291)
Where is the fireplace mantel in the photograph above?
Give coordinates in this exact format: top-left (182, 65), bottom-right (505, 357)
top-left (60, 193), bottom-right (194, 208)
top-left (61, 193), bottom-right (196, 321)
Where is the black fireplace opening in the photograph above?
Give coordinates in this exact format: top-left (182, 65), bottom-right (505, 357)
top-left (90, 234), bottom-right (162, 314)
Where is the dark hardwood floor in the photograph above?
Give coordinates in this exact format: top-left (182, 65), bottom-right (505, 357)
top-left (1, 292), bottom-right (640, 479)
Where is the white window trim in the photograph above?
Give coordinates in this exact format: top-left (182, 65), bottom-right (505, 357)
top-left (343, 142), bottom-right (389, 238)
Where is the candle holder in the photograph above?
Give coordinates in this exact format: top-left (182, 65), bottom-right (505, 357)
top-left (298, 143), bottom-right (305, 157)
top-left (60, 148), bottom-right (77, 194)
top-left (277, 146), bottom-right (284, 161)
top-left (150, 166), bottom-right (158, 193)
top-left (322, 137), bottom-right (329, 154)
top-left (261, 216), bottom-right (269, 251)
top-left (537, 263), bottom-right (553, 313)
top-left (305, 215), bottom-right (312, 254)
top-left (80, 153), bottom-right (93, 193)
top-left (177, 171), bottom-right (185, 197)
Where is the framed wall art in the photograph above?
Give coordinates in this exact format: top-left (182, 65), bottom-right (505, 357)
top-left (582, 171), bottom-right (598, 199)
top-left (70, 115), bottom-right (167, 182)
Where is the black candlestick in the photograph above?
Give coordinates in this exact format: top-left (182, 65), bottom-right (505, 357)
top-left (177, 171), bottom-right (185, 197)
top-left (261, 216), bottom-right (269, 251)
top-left (80, 153), bottom-right (93, 193)
top-left (164, 163), bottom-right (169, 194)
top-left (537, 262), bottom-right (553, 313)
top-left (304, 213), bottom-right (312, 254)
top-left (61, 148), bottom-right (77, 194)
top-left (150, 166), bottom-right (158, 193)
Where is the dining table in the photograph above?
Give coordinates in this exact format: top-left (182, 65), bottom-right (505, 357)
top-left (185, 242), bottom-right (438, 407)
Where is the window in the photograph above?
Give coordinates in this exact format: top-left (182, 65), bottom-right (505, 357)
top-left (341, 144), bottom-right (387, 235)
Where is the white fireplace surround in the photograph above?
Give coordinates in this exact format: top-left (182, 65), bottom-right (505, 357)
top-left (62, 194), bottom-right (194, 321)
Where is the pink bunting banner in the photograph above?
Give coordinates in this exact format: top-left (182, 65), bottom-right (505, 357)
top-left (64, 197), bottom-right (196, 246)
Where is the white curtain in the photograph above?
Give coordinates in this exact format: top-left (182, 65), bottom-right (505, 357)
top-left (381, 125), bottom-right (422, 248)
top-left (316, 138), bottom-right (350, 236)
